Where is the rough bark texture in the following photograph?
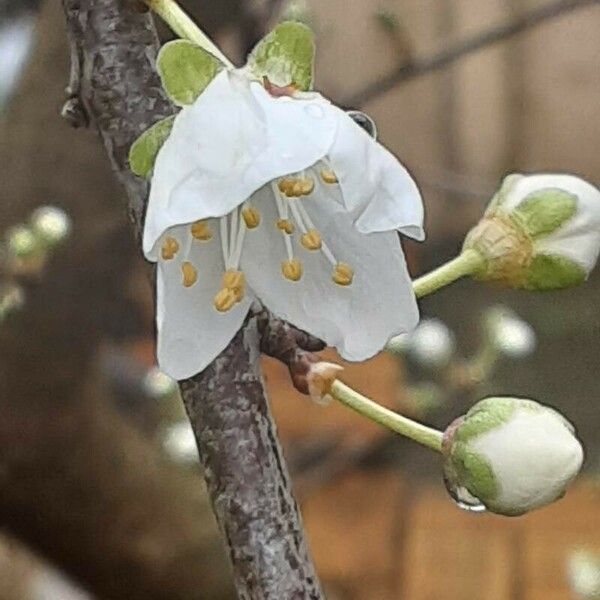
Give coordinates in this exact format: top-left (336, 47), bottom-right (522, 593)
top-left (61, 0), bottom-right (324, 597)
top-left (0, 2), bottom-right (234, 598)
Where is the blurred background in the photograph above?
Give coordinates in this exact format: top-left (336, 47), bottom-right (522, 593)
top-left (0, 0), bottom-right (599, 598)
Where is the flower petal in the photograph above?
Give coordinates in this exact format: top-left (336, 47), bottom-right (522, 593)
top-left (155, 222), bottom-right (253, 380)
top-left (327, 113), bottom-right (425, 240)
top-left (143, 70), bottom-right (339, 259)
top-left (240, 179), bottom-right (419, 361)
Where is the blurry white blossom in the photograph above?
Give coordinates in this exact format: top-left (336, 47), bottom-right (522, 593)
top-left (161, 421), bottom-right (199, 465)
top-left (485, 306), bottom-right (536, 359)
top-left (568, 550), bottom-right (600, 599)
top-left (389, 318), bottom-right (455, 368)
top-left (31, 206), bottom-right (72, 247)
top-left (143, 367), bottom-right (178, 400)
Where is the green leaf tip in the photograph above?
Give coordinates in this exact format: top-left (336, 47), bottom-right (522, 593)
top-left (513, 188), bottom-right (578, 238)
top-left (247, 21), bottom-right (315, 91)
top-left (157, 40), bottom-right (223, 106)
top-left (129, 116), bottom-right (176, 179)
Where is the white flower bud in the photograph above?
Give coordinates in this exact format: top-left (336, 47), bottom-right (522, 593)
top-left (30, 206), bottom-right (71, 247)
top-left (443, 397), bottom-right (584, 516)
top-left (464, 174), bottom-right (600, 290)
top-left (397, 318), bottom-right (455, 368)
top-left (143, 367), bottom-right (178, 400)
top-left (484, 306), bottom-right (536, 359)
top-left (6, 225), bottom-right (37, 258)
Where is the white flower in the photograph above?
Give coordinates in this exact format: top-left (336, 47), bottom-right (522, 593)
top-left (568, 550), bottom-right (600, 599)
top-left (443, 397), bottom-right (584, 516)
top-left (464, 174), bottom-right (600, 290)
top-left (143, 367), bottom-right (178, 400)
top-left (143, 69), bottom-right (424, 379)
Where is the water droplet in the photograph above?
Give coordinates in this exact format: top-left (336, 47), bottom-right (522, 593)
top-left (443, 474), bottom-right (487, 513)
top-left (305, 104), bottom-right (324, 119)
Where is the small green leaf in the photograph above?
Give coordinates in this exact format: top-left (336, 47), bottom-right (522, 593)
top-left (455, 397), bottom-right (518, 444)
top-left (452, 444), bottom-right (497, 504)
top-left (513, 188), bottom-right (578, 238)
top-left (157, 40), bottom-right (223, 106)
top-left (129, 116), bottom-right (176, 179)
top-left (525, 253), bottom-right (587, 291)
top-left (247, 21), bottom-right (315, 91)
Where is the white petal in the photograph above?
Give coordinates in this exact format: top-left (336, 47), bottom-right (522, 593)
top-left (327, 113), bottom-right (425, 240)
top-left (473, 406), bottom-right (584, 514)
top-left (155, 222), bottom-right (253, 380)
top-left (517, 175), bottom-right (600, 273)
top-left (144, 70), bottom-right (339, 259)
top-left (239, 177), bottom-right (419, 361)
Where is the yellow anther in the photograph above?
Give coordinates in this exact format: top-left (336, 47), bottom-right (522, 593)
top-left (321, 169), bottom-right (338, 184)
top-left (222, 270), bottom-right (246, 302)
top-left (161, 236), bottom-right (179, 260)
top-left (241, 206), bottom-right (261, 229)
top-left (282, 259), bottom-right (303, 282)
top-left (300, 178), bottom-right (315, 196)
top-left (181, 262), bottom-right (198, 288)
top-left (291, 181), bottom-right (304, 198)
top-left (214, 288), bottom-right (238, 313)
top-left (332, 262), bottom-right (354, 286)
top-left (301, 229), bottom-right (323, 251)
top-left (277, 219), bottom-right (295, 234)
top-left (278, 178), bottom-right (294, 195)
top-left (191, 220), bottom-right (213, 241)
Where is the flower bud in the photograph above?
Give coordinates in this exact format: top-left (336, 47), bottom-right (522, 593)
top-left (463, 174), bottom-right (600, 291)
top-left (568, 550), bottom-right (600, 599)
top-left (443, 397), bottom-right (584, 516)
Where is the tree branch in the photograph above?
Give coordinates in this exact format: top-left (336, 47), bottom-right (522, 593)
top-left (345, 0), bottom-right (599, 107)
top-left (60, 0), bottom-right (323, 597)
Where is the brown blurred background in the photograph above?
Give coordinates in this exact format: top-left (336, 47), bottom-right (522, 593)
top-left (0, 0), bottom-right (599, 598)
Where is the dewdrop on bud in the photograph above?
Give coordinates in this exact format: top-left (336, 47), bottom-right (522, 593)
top-left (568, 550), bottom-right (600, 599)
top-left (30, 206), bottom-right (71, 247)
top-left (306, 361), bottom-right (344, 405)
top-left (463, 174), bottom-right (600, 291)
top-left (443, 397), bottom-right (584, 516)
top-left (394, 318), bottom-right (456, 368)
top-left (484, 306), bottom-right (536, 359)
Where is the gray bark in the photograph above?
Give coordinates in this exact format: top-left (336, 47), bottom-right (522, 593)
top-left (60, 1), bottom-right (323, 597)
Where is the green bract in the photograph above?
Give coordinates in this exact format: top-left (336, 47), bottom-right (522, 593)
top-left (129, 116), bottom-right (176, 179)
top-left (247, 21), bottom-right (315, 91)
top-left (525, 254), bottom-right (587, 291)
top-left (157, 40), bottom-right (223, 106)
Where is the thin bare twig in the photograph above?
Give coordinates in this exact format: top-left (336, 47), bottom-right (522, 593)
top-left (346, 0), bottom-right (599, 107)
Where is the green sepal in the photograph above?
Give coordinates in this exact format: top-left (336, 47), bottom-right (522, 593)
top-left (486, 174), bottom-right (523, 214)
top-left (129, 116), bottom-right (176, 179)
top-left (247, 21), bottom-right (315, 91)
top-left (451, 444), bottom-right (497, 505)
top-left (524, 253), bottom-right (587, 291)
top-left (512, 188), bottom-right (578, 238)
top-left (157, 40), bottom-right (223, 106)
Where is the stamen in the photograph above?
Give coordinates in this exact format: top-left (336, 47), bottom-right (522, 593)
top-left (220, 217), bottom-right (229, 269)
top-left (222, 270), bottom-right (246, 302)
top-left (191, 220), bottom-right (213, 241)
top-left (214, 287), bottom-right (238, 313)
top-left (272, 183), bottom-right (295, 261)
top-left (181, 262), bottom-right (198, 288)
top-left (277, 219), bottom-right (295, 234)
top-left (161, 236), bottom-right (179, 260)
top-left (321, 169), bottom-right (338, 184)
top-left (295, 203), bottom-right (337, 265)
top-left (301, 229), bottom-right (322, 251)
top-left (332, 262), bottom-right (354, 286)
top-left (300, 178), bottom-right (315, 196)
top-left (282, 259), bottom-right (303, 282)
top-left (242, 206), bottom-right (261, 229)
top-left (229, 208), bottom-right (238, 258)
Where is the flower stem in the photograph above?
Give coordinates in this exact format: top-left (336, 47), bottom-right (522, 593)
top-left (412, 248), bottom-right (485, 299)
top-left (329, 380), bottom-right (444, 453)
top-left (143, 0), bottom-right (234, 67)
